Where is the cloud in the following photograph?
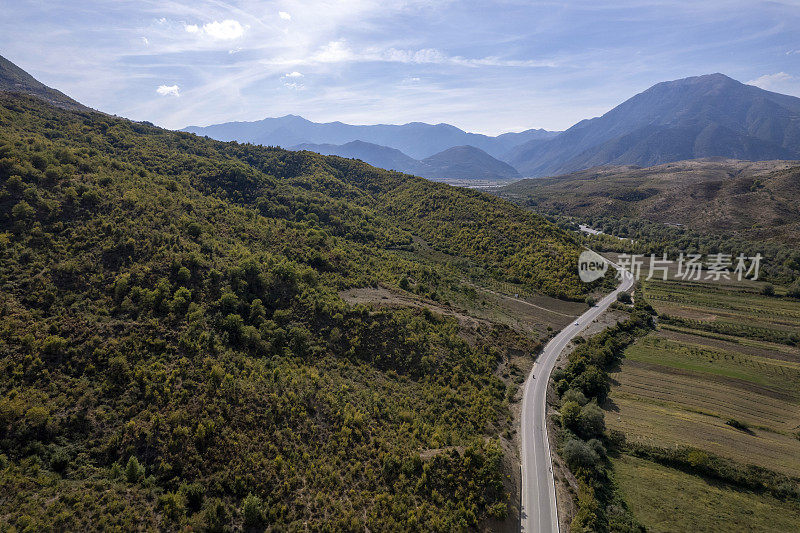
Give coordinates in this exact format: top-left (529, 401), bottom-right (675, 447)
top-left (746, 72), bottom-right (793, 90)
top-left (156, 85), bottom-right (180, 97)
top-left (381, 47), bottom-right (556, 67)
top-left (310, 40), bottom-right (355, 63)
top-left (284, 71), bottom-right (303, 78)
top-left (185, 20), bottom-right (246, 41)
top-left (141, 36), bottom-right (149, 46)
top-left (283, 82), bottom-right (305, 90)
top-left (279, 11), bottom-right (291, 21)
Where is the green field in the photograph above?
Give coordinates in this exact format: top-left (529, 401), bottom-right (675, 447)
top-left (614, 454), bottom-right (800, 532)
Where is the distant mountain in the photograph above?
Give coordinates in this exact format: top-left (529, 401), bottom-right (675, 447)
top-left (420, 145), bottom-right (521, 181)
top-left (292, 140), bottom-right (426, 175)
top-left (0, 54), bottom-right (90, 112)
top-left (292, 141), bottom-right (519, 181)
top-left (505, 74), bottom-right (800, 177)
top-left (183, 115), bottom-right (558, 159)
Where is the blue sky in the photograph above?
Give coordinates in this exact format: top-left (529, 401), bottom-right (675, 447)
top-left (2, 0), bottom-right (800, 134)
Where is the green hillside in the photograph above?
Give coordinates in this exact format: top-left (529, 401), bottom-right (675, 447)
top-left (0, 93), bottom-right (586, 530)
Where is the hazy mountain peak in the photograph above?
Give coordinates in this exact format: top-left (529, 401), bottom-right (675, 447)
top-left (506, 73), bottom-right (800, 176)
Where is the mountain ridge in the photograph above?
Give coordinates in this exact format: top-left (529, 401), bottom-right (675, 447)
top-left (291, 140), bottom-right (520, 181)
top-left (0, 54), bottom-right (91, 112)
top-left (183, 115), bottom-right (559, 159)
top-left (505, 73), bottom-right (800, 176)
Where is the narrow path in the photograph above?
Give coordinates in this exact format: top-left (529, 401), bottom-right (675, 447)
top-left (520, 265), bottom-right (633, 533)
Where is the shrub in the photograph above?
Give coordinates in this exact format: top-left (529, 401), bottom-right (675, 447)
top-left (159, 491), bottom-right (186, 522)
top-left (125, 456), bottom-right (145, 483)
top-left (726, 418), bottom-right (750, 432)
top-left (563, 438), bottom-right (600, 470)
top-left (787, 281), bottom-right (800, 299)
top-left (761, 284), bottom-right (775, 296)
top-left (616, 291), bottom-right (632, 304)
top-left (579, 402), bottom-right (606, 437)
top-left (241, 493), bottom-right (264, 527)
top-left (561, 400), bottom-right (582, 431)
top-left (562, 388), bottom-right (588, 406)
top-left (50, 448), bottom-right (69, 473)
top-left (180, 483), bottom-right (205, 512)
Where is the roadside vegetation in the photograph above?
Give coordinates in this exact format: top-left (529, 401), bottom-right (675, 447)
top-left (549, 294), bottom-right (655, 532)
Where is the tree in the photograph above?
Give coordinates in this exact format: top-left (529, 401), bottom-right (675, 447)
top-left (561, 400), bottom-right (582, 431)
top-left (761, 284), bottom-right (775, 296)
top-left (562, 438), bottom-right (600, 470)
top-left (579, 402), bottom-right (605, 437)
top-left (616, 291), bottom-right (632, 304)
top-left (125, 456), bottom-right (145, 483)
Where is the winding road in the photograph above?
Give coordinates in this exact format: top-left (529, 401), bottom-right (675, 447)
top-left (520, 264), bottom-right (634, 533)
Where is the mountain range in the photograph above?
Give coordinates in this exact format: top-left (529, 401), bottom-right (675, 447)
top-left (186, 73), bottom-right (800, 179)
top-left (182, 115), bottom-right (557, 160)
top-left (292, 140), bottom-right (521, 181)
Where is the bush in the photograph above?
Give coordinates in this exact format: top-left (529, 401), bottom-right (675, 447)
top-left (50, 448), bottom-right (69, 473)
top-left (561, 400), bottom-right (582, 431)
top-left (726, 418), bottom-right (751, 432)
top-left (579, 402), bottom-right (605, 437)
top-left (241, 493), bottom-right (264, 527)
top-left (563, 438), bottom-right (600, 470)
top-left (180, 483), bottom-right (205, 512)
top-left (788, 281), bottom-right (800, 299)
top-left (562, 388), bottom-right (588, 406)
top-left (616, 291), bottom-right (632, 304)
top-left (761, 284), bottom-right (775, 296)
top-left (125, 456), bottom-right (145, 483)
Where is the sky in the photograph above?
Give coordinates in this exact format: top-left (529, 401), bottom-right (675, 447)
top-left (2, 0), bottom-right (800, 135)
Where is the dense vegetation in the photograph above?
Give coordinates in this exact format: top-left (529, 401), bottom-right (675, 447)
top-left (0, 93), bottom-right (587, 530)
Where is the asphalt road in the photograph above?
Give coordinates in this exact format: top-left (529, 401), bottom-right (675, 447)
top-left (520, 267), bottom-right (634, 533)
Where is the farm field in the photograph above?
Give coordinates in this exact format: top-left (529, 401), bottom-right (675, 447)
top-left (604, 275), bottom-right (800, 526)
top-left (613, 454), bottom-right (800, 532)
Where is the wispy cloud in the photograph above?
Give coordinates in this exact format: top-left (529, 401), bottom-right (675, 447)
top-left (2, 0), bottom-right (799, 133)
top-left (745, 72), bottom-right (800, 96)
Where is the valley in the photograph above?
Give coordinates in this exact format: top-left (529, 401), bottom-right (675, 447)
top-left (3, 3), bottom-right (800, 527)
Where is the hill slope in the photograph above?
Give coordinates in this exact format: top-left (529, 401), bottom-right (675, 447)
top-left (183, 115), bottom-right (558, 159)
top-left (506, 74), bottom-right (800, 176)
top-left (0, 54), bottom-right (90, 112)
top-left (499, 158), bottom-right (800, 243)
top-left (420, 145), bottom-right (521, 181)
top-left (0, 92), bottom-right (588, 530)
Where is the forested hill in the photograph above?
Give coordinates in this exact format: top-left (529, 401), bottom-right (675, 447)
top-left (0, 93), bottom-right (585, 530)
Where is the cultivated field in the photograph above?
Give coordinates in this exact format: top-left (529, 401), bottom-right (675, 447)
top-left (614, 454), bottom-right (800, 532)
top-left (604, 276), bottom-right (800, 528)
